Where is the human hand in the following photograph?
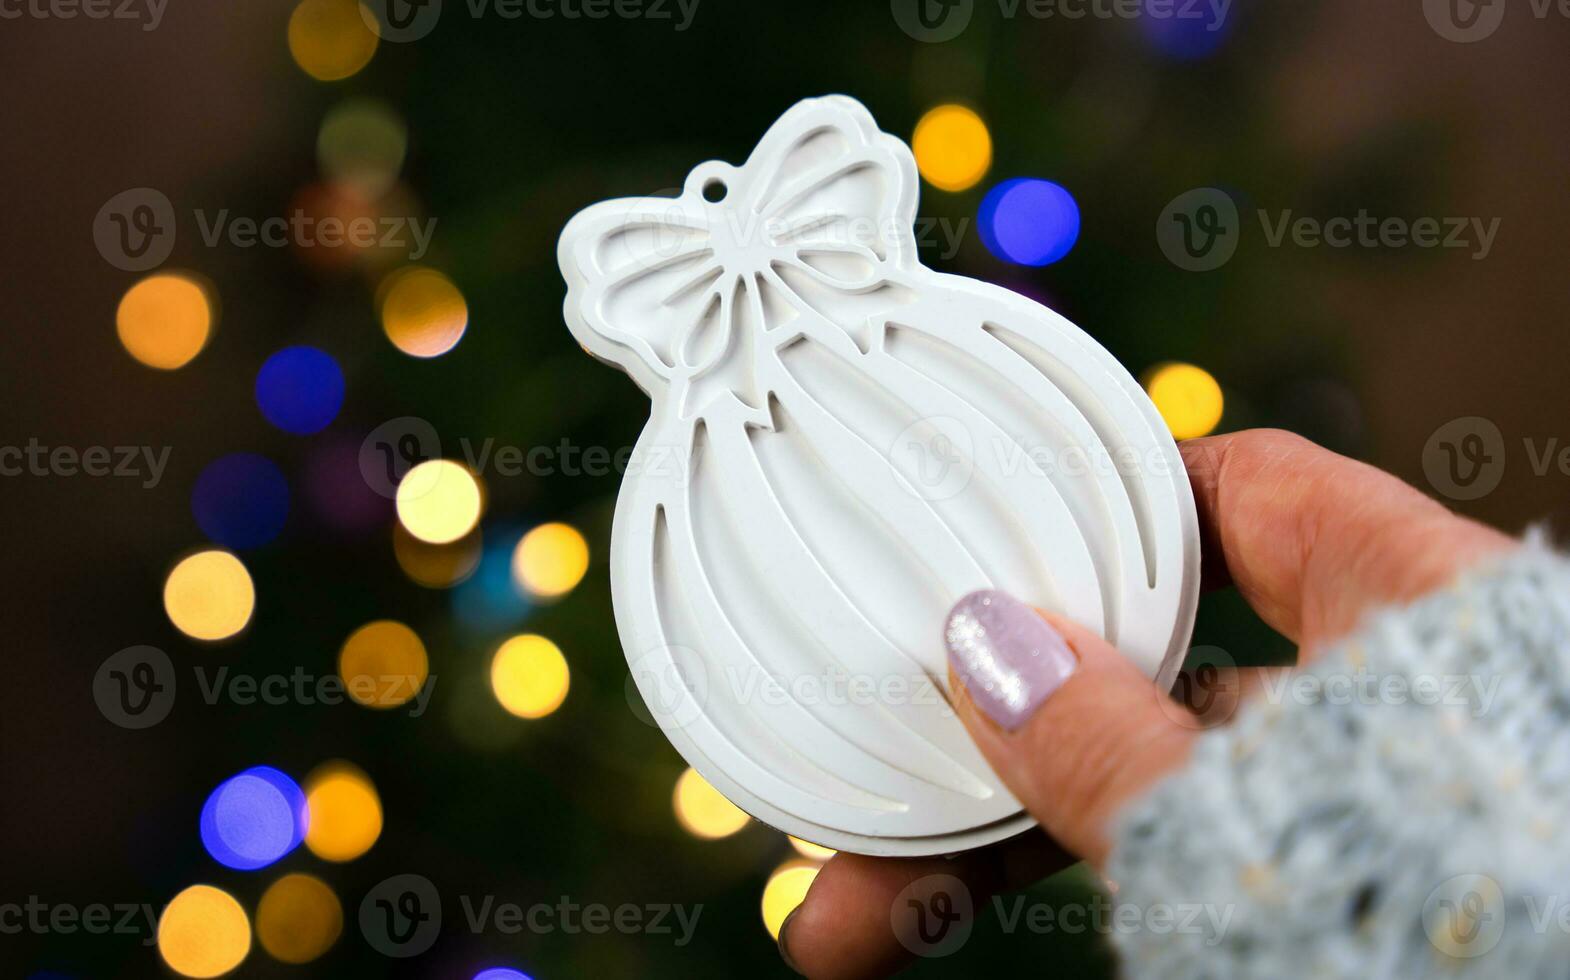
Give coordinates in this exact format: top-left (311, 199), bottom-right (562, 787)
top-left (779, 429), bottom-right (1513, 978)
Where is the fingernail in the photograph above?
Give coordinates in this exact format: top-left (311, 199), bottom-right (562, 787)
top-left (777, 906), bottom-right (804, 975)
top-left (945, 590), bottom-right (1077, 731)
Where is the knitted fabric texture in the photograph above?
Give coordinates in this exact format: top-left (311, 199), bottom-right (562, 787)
top-left (1106, 540), bottom-right (1570, 978)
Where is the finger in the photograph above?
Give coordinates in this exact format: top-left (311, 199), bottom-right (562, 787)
top-left (1180, 429), bottom-right (1512, 649)
top-left (944, 591), bottom-right (1198, 867)
top-left (779, 831), bottom-right (1068, 979)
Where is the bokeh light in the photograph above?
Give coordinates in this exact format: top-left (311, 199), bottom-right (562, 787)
top-left (304, 436), bottom-right (393, 533)
top-left (1145, 362), bottom-right (1225, 440)
top-left (761, 861), bottom-right (820, 941)
top-left (490, 634), bottom-right (569, 719)
top-left (158, 885), bottom-right (251, 978)
top-left (978, 178), bottom-right (1081, 266)
top-left (255, 346), bottom-right (345, 435)
top-left (1141, 2), bottom-right (1234, 60)
top-left (287, 0), bottom-right (377, 82)
top-left (673, 768), bottom-right (750, 840)
top-left (378, 266), bottom-right (468, 358)
top-left (473, 971), bottom-right (532, 980)
top-left (164, 550), bottom-right (255, 641)
top-left (453, 527), bottom-right (532, 631)
top-left (395, 522), bottom-right (483, 588)
top-left (286, 182), bottom-right (380, 272)
top-left (256, 873), bottom-right (342, 964)
top-left (337, 620), bottom-right (429, 709)
top-left (303, 762), bottom-right (382, 862)
top-left (319, 98), bottom-right (408, 198)
top-left (912, 104), bottom-right (992, 192)
top-left (396, 459), bottom-right (482, 544)
top-left (200, 767), bottom-right (308, 871)
top-left (191, 454), bottom-right (290, 550)
top-left (116, 272), bottom-right (213, 370)
top-left (789, 836), bottom-right (836, 861)
top-left (511, 522), bottom-right (590, 599)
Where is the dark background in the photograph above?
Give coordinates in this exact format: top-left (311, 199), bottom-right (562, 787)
top-left (4, 0), bottom-right (1569, 976)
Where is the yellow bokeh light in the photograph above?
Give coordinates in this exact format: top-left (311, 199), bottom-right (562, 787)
top-left (396, 460), bottom-right (482, 545)
top-left (673, 767), bottom-right (750, 840)
top-left (393, 522), bottom-right (483, 588)
top-left (490, 634), bottom-right (569, 719)
top-left (788, 836), bottom-right (837, 862)
top-left (164, 550), bottom-right (255, 642)
top-left (512, 522), bottom-right (590, 599)
top-left (303, 762), bottom-right (383, 862)
top-left (256, 873), bottom-right (342, 965)
top-left (158, 884), bottom-right (251, 978)
top-left (761, 861), bottom-right (820, 941)
top-left (319, 98), bottom-right (408, 198)
top-left (287, 0), bottom-right (378, 82)
top-left (378, 267), bottom-right (468, 358)
top-left (116, 272), bottom-right (213, 370)
top-left (912, 104), bottom-right (992, 193)
top-left (337, 620), bottom-right (429, 709)
top-left (1146, 362), bottom-right (1225, 441)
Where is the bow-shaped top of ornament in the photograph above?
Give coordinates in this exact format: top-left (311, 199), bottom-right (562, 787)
top-left (558, 96), bottom-right (924, 421)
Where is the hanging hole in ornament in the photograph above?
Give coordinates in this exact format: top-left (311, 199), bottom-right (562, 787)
top-left (702, 179), bottom-right (728, 203)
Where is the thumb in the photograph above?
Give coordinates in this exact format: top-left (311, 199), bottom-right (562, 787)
top-left (944, 590), bottom-right (1200, 866)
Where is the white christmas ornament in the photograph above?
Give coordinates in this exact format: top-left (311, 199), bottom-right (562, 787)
top-left (558, 95), bottom-right (1200, 856)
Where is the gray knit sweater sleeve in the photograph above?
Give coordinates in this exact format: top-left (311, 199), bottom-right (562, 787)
top-left (1105, 541), bottom-right (1570, 978)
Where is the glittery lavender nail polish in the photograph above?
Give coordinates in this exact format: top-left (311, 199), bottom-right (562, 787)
top-left (944, 590), bottom-right (1077, 731)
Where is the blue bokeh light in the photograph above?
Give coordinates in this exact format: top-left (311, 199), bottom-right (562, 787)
top-left (978, 179), bottom-right (1081, 267)
top-left (255, 346), bottom-right (345, 435)
top-left (1139, 0), bottom-right (1233, 60)
top-left (453, 526), bottom-right (532, 632)
top-left (191, 452), bottom-right (289, 549)
top-left (473, 971), bottom-right (532, 980)
top-left (199, 766), bottom-right (308, 871)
